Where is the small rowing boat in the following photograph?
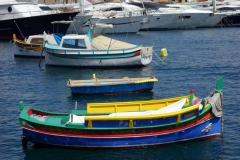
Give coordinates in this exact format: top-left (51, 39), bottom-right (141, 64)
top-left (67, 74), bottom-right (158, 95)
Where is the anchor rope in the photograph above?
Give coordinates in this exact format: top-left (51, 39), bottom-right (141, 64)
top-left (0, 39), bottom-right (13, 52)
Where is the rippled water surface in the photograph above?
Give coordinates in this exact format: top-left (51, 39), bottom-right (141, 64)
top-left (0, 28), bottom-right (240, 159)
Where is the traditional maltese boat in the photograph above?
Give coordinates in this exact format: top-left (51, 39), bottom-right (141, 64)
top-left (13, 33), bottom-right (58, 58)
top-left (13, 21), bottom-right (73, 58)
top-left (67, 74), bottom-right (158, 95)
top-left (19, 78), bottom-right (223, 149)
top-left (43, 25), bottom-right (153, 68)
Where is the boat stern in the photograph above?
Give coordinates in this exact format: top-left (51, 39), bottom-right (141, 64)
top-left (140, 46), bottom-right (153, 66)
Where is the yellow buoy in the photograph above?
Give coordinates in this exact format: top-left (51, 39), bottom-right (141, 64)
top-left (160, 48), bottom-right (168, 57)
top-left (93, 74), bottom-right (96, 79)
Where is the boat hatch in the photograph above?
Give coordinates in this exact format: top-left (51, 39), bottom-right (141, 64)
top-left (62, 39), bottom-right (87, 49)
top-left (30, 38), bottom-right (44, 44)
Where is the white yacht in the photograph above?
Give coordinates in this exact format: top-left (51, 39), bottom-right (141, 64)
top-left (129, 1), bottom-right (225, 30)
top-left (78, 3), bottom-right (152, 34)
top-left (211, 5), bottom-right (240, 26)
top-left (0, 0), bottom-right (79, 39)
top-left (161, 4), bottom-right (224, 29)
top-left (44, 2), bottom-right (93, 34)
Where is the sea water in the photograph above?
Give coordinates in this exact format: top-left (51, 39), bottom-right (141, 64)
top-left (0, 27), bottom-right (240, 159)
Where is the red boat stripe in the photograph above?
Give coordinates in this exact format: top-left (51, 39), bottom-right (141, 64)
top-left (22, 112), bottom-right (213, 138)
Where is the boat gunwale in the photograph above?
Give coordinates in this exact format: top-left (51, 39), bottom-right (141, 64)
top-left (14, 39), bottom-right (43, 47)
top-left (67, 77), bottom-right (158, 87)
top-left (20, 106), bottom-right (212, 131)
top-left (19, 102), bottom-right (210, 124)
top-left (44, 42), bottom-right (142, 52)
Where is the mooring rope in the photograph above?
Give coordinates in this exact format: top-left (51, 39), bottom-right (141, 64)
top-left (14, 21), bottom-right (24, 39)
top-left (151, 59), bottom-right (162, 67)
top-left (153, 50), bottom-right (166, 66)
top-left (183, 17), bottom-right (195, 30)
top-left (38, 42), bottom-right (45, 70)
top-left (0, 39), bottom-right (13, 52)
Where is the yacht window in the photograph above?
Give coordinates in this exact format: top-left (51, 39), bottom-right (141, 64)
top-left (110, 7), bottom-right (123, 11)
top-left (39, 6), bottom-right (53, 11)
top-left (179, 15), bottom-right (191, 19)
top-left (218, 7), bottom-right (236, 11)
top-left (30, 38), bottom-right (44, 44)
top-left (8, 6), bottom-right (12, 12)
top-left (103, 7), bottom-right (123, 11)
top-left (62, 39), bottom-right (87, 49)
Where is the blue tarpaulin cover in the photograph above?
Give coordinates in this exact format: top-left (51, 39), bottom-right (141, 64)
top-left (53, 33), bottom-right (64, 45)
top-left (87, 29), bottom-right (92, 43)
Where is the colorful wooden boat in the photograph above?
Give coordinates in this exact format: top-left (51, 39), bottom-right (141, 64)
top-left (43, 26), bottom-right (153, 68)
top-left (19, 78), bottom-right (223, 149)
top-left (13, 21), bottom-right (72, 58)
top-left (13, 33), bottom-right (58, 58)
top-left (67, 74), bottom-right (158, 95)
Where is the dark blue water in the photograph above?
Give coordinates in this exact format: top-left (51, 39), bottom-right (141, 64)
top-left (0, 28), bottom-right (240, 159)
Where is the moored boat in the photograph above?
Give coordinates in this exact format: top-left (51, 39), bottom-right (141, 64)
top-left (43, 26), bottom-right (153, 68)
top-left (0, 0), bottom-right (79, 39)
top-left (19, 78), bottom-right (224, 149)
top-left (13, 21), bottom-right (74, 58)
top-left (67, 74), bottom-right (158, 95)
top-left (13, 33), bottom-right (58, 58)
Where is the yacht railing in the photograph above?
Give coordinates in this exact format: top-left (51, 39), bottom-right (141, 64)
top-left (85, 9), bottom-right (145, 18)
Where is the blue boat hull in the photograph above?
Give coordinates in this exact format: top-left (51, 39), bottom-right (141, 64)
top-left (21, 117), bottom-right (221, 149)
top-left (70, 82), bottom-right (155, 95)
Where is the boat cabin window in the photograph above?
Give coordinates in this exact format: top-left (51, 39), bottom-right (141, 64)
top-left (30, 38), bottom-right (44, 44)
top-left (62, 39), bottom-right (87, 49)
top-left (8, 7), bottom-right (12, 13)
top-left (103, 7), bottom-right (123, 11)
top-left (39, 6), bottom-right (53, 11)
top-left (218, 7), bottom-right (238, 11)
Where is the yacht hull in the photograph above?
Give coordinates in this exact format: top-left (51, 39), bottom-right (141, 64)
top-left (82, 16), bottom-right (149, 34)
top-left (218, 13), bottom-right (240, 27)
top-left (0, 11), bottom-right (79, 39)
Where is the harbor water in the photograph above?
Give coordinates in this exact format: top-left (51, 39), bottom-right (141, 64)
top-left (0, 27), bottom-right (240, 159)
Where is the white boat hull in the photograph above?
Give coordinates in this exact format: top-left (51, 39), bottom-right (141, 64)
top-left (141, 12), bottom-right (212, 30)
top-left (144, 7), bottom-right (218, 30)
top-left (197, 13), bottom-right (226, 28)
top-left (14, 44), bottom-right (44, 58)
top-left (44, 52), bottom-right (152, 67)
top-left (141, 13), bottom-right (179, 30)
top-left (167, 13), bottom-right (211, 29)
